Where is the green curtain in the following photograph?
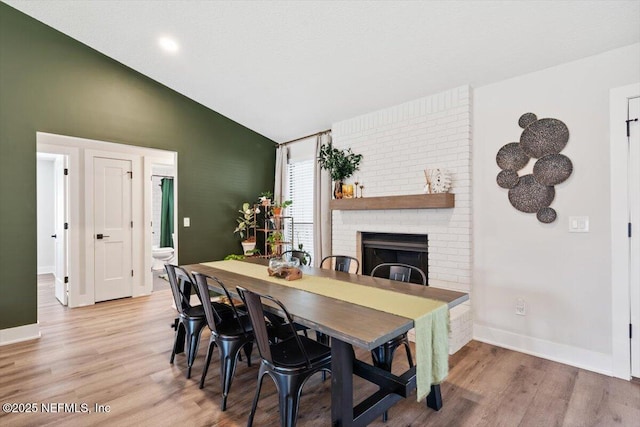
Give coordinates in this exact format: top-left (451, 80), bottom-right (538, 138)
top-left (160, 178), bottom-right (174, 248)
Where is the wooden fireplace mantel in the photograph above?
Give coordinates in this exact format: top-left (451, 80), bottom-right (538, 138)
top-left (329, 193), bottom-right (455, 210)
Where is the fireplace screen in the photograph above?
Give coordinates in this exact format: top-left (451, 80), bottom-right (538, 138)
top-left (361, 232), bottom-right (428, 285)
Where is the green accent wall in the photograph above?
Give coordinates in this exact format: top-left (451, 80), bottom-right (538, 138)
top-left (0, 3), bottom-right (275, 330)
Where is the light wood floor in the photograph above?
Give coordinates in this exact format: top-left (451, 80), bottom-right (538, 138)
top-left (1, 275), bottom-right (638, 427)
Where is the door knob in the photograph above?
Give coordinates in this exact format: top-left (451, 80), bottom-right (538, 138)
top-left (96, 234), bottom-right (110, 239)
top-left (51, 234), bottom-right (57, 238)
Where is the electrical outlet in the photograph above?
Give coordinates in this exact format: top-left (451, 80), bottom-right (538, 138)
top-left (515, 298), bottom-right (526, 316)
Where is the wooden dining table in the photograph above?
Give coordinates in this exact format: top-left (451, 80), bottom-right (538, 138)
top-left (185, 258), bottom-right (468, 427)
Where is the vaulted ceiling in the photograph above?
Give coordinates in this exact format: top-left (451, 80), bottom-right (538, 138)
top-left (5, 0), bottom-right (640, 142)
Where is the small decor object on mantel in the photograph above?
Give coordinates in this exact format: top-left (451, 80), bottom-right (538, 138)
top-left (318, 142), bottom-right (363, 199)
top-left (423, 168), bottom-right (451, 194)
top-left (341, 184), bottom-right (354, 198)
top-left (496, 112), bottom-right (573, 224)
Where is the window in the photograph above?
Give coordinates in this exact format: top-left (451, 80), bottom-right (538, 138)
top-left (286, 159), bottom-right (314, 262)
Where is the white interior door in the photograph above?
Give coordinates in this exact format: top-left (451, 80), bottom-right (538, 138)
top-left (94, 157), bottom-right (133, 302)
top-left (53, 155), bottom-right (68, 305)
top-left (629, 96), bottom-right (640, 378)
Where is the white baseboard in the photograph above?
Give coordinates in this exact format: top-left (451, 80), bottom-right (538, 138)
top-left (0, 323), bottom-right (40, 346)
top-left (37, 266), bottom-right (54, 275)
top-left (474, 324), bottom-right (612, 376)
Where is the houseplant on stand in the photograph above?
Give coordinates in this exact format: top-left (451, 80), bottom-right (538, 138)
top-left (318, 142), bottom-right (363, 199)
top-left (259, 191), bottom-right (273, 207)
top-left (266, 231), bottom-right (284, 256)
top-left (234, 202), bottom-right (258, 255)
top-left (271, 199), bottom-right (292, 217)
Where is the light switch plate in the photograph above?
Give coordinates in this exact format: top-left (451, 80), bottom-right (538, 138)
top-left (183, 217), bottom-right (190, 227)
top-left (569, 216), bottom-right (589, 232)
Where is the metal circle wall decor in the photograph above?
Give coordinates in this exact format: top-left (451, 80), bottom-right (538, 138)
top-left (520, 118), bottom-right (569, 158)
top-left (496, 170), bottom-right (520, 189)
top-left (508, 175), bottom-right (555, 213)
top-left (536, 207), bottom-right (557, 224)
top-left (496, 112), bottom-right (572, 223)
top-left (533, 154), bottom-right (573, 186)
top-left (518, 112), bottom-right (538, 128)
top-left (496, 142), bottom-right (530, 171)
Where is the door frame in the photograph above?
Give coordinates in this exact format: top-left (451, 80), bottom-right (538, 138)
top-left (37, 142), bottom-right (82, 307)
top-left (53, 154), bottom-right (68, 305)
top-left (610, 82), bottom-right (640, 380)
top-left (144, 156), bottom-right (178, 278)
top-left (37, 132), bottom-right (176, 307)
top-left (85, 150), bottom-right (142, 302)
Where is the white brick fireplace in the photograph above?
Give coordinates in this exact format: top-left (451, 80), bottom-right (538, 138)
top-left (330, 85), bottom-right (472, 353)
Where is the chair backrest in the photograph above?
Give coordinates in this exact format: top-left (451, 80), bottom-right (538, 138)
top-left (320, 255), bottom-right (359, 274)
top-left (370, 263), bottom-right (427, 286)
top-left (237, 286), bottom-right (312, 368)
top-left (281, 250), bottom-right (311, 266)
top-left (193, 272), bottom-right (247, 334)
top-left (165, 264), bottom-right (197, 315)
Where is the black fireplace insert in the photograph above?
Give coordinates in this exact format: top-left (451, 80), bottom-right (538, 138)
top-left (361, 232), bottom-right (428, 285)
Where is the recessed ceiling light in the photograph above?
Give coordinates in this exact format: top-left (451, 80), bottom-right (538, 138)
top-left (158, 36), bottom-right (179, 53)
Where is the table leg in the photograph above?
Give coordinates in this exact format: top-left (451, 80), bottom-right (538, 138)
top-left (426, 384), bottom-right (443, 411)
top-left (331, 338), bottom-right (355, 427)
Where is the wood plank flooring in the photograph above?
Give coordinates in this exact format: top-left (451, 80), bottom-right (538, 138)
top-left (0, 275), bottom-right (638, 426)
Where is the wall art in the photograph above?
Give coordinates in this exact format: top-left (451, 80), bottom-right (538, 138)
top-left (496, 112), bottom-right (573, 223)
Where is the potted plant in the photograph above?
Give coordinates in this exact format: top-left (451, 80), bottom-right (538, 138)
top-left (259, 191), bottom-right (273, 207)
top-left (234, 202), bottom-right (259, 254)
top-left (271, 199), bottom-right (292, 216)
top-left (266, 231), bottom-right (284, 256)
top-left (318, 142), bottom-right (363, 199)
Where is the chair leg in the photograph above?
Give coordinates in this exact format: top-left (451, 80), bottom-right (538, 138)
top-left (243, 341), bottom-right (254, 367)
top-left (219, 338), bottom-right (249, 411)
top-left (315, 331), bottom-right (330, 345)
top-left (199, 338), bottom-right (217, 389)
top-left (171, 323), bottom-right (186, 364)
top-left (371, 343), bottom-right (395, 372)
top-left (403, 336), bottom-right (414, 367)
top-left (185, 317), bottom-right (206, 379)
top-left (315, 332), bottom-right (330, 381)
top-left (248, 367), bottom-right (267, 427)
top-left (273, 371), bottom-right (307, 427)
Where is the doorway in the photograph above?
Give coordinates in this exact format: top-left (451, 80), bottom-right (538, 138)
top-left (36, 153), bottom-right (68, 306)
top-left (37, 132), bottom-right (177, 309)
top-left (610, 83), bottom-right (640, 380)
top-left (629, 95), bottom-right (639, 378)
top-left (93, 156), bottom-right (133, 302)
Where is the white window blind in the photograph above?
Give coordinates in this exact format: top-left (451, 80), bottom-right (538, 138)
top-left (286, 159), bottom-right (314, 263)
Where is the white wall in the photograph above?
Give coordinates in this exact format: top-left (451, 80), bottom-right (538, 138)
top-left (473, 43), bottom-right (640, 374)
top-left (36, 158), bottom-right (55, 274)
top-left (331, 86), bottom-right (472, 292)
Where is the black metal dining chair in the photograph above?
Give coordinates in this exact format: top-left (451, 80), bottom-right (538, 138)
top-left (281, 249), bottom-right (312, 266)
top-left (193, 272), bottom-right (254, 411)
top-left (268, 249), bottom-right (312, 338)
top-left (237, 286), bottom-right (331, 427)
top-left (165, 264), bottom-right (234, 379)
top-left (370, 262), bottom-right (427, 421)
top-left (320, 255), bottom-right (360, 274)
top-left (316, 255), bottom-right (360, 351)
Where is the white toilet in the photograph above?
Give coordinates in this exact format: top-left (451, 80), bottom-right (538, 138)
top-left (152, 246), bottom-right (175, 271)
